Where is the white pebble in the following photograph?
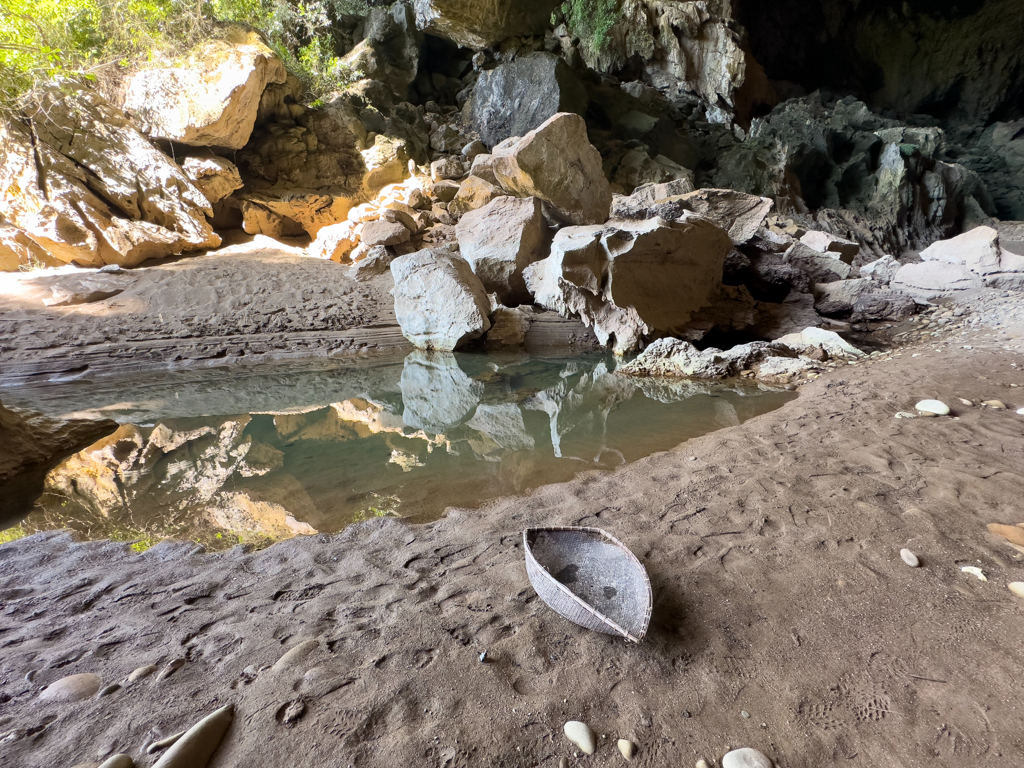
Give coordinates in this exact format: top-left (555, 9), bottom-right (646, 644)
top-left (1017, 408), bottom-right (1024, 415)
top-left (900, 549), bottom-right (919, 567)
top-left (564, 721), bottom-right (596, 755)
top-left (723, 747), bottom-right (773, 768)
top-left (915, 399), bottom-right (950, 416)
top-left (1008, 582), bottom-right (1024, 598)
top-left (961, 566), bottom-right (987, 582)
top-left (617, 739), bottom-right (637, 760)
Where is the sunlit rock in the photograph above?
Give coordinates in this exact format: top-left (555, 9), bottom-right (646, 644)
top-left (391, 249), bottom-right (492, 350)
top-left (123, 26), bottom-right (287, 150)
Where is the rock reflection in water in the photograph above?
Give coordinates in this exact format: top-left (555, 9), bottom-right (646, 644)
top-left (14, 351), bottom-right (794, 550)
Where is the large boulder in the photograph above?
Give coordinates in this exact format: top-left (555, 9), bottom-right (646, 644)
top-left (618, 338), bottom-right (805, 382)
top-left (411, 0), bottom-right (559, 49)
top-left (783, 242), bottom-right (853, 284)
top-left (891, 261), bottom-right (984, 300)
top-left (391, 248), bottom-right (492, 350)
top-left (491, 113), bottom-right (612, 226)
top-left (123, 27), bottom-right (286, 150)
top-left (524, 214), bottom-right (732, 353)
top-left (181, 152), bottom-right (243, 203)
top-left (470, 52), bottom-right (589, 148)
top-left (919, 226), bottom-right (1022, 275)
top-left (812, 278), bottom-right (873, 317)
top-left (456, 196), bottom-right (550, 304)
top-left (0, 88), bottom-right (219, 268)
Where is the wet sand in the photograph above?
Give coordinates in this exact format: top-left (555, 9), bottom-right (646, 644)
top-left (2, 291), bottom-right (1023, 768)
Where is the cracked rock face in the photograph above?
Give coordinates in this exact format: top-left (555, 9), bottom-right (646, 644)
top-left (0, 87), bottom-right (219, 268)
top-left (411, 0), bottom-right (558, 49)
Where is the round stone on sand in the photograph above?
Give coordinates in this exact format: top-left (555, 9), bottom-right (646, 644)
top-left (900, 549), bottom-right (920, 567)
top-left (1009, 582), bottom-right (1024, 599)
top-left (1017, 408), bottom-right (1024, 415)
top-left (982, 400), bottom-right (1006, 409)
top-left (127, 664), bottom-right (156, 683)
top-left (722, 747), bottom-right (773, 768)
top-left (618, 739), bottom-right (637, 759)
top-left (564, 721), bottom-right (596, 755)
top-left (915, 400), bottom-right (949, 416)
top-left (40, 673), bottom-right (102, 702)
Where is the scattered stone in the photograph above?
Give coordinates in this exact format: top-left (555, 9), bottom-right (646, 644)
top-left (696, 761), bottom-right (710, 768)
top-left (447, 176), bottom-right (507, 216)
top-left (986, 524), bottom-right (1024, 547)
top-left (900, 549), bottom-right (920, 567)
top-left (722, 747), bottom-right (773, 768)
top-left (914, 400), bottom-right (950, 416)
top-left (311, 221), bottom-right (360, 263)
top-left (961, 566), bottom-right (988, 582)
top-left (151, 704), bottom-right (234, 768)
top-left (127, 664), bottom-right (157, 683)
top-left (156, 658), bottom-right (186, 682)
top-left (97, 683), bottom-right (122, 697)
top-left (432, 180), bottom-right (460, 202)
top-left (1018, 408), bottom-right (1024, 415)
top-left (563, 721), bottom-right (596, 755)
top-left (97, 755), bottom-right (133, 768)
top-left (478, 651), bottom-right (487, 663)
top-left (40, 673), bottom-right (102, 702)
top-left (1009, 582), bottom-right (1024, 599)
top-left (431, 156), bottom-right (466, 182)
top-left (360, 220), bottom-right (410, 248)
top-left (618, 739), bottom-right (638, 760)
top-left (391, 249), bottom-right (492, 350)
top-left (272, 638), bottom-right (319, 672)
top-left (958, 398), bottom-right (974, 406)
top-left (147, 731), bottom-right (186, 754)
top-left (894, 412), bottom-right (917, 419)
top-left (349, 246), bottom-right (395, 281)
top-left (859, 255), bottom-right (901, 284)
top-left (981, 399), bottom-right (1007, 409)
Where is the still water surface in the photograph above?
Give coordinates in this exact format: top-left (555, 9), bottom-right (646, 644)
top-left (2, 351), bottom-right (795, 550)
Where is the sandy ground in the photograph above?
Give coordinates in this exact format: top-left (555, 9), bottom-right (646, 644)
top-left (1, 289), bottom-right (1023, 768)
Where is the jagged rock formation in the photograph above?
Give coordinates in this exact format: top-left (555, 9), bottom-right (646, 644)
top-left (0, 86), bottom-right (219, 268)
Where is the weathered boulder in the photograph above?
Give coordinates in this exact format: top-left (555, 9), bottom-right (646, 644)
top-left (610, 179), bottom-right (696, 219)
top-left (919, 226), bottom-right (1017, 275)
top-left (851, 291), bottom-right (918, 323)
top-left (471, 52), bottom-right (589, 148)
top-left (456, 196), bottom-right (550, 304)
top-left (892, 261), bottom-right (985, 299)
top-left (181, 152), bottom-right (243, 203)
top-left (349, 245), bottom-right (396, 281)
top-left (241, 191), bottom-right (351, 239)
top-left (485, 306), bottom-right (535, 349)
top-left (361, 220), bottom-right (410, 247)
top-left (619, 338), bottom-right (803, 381)
top-left (783, 242), bottom-right (853, 284)
top-left (123, 27), bottom-right (286, 150)
top-left (524, 214), bottom-right (732, 353)
top-left (447, 176), bottom-right (507, 216)
top-left (391, 249), bottom-right (492, 350)
top-left (0, 88), bottom-right (219, 268)
top-left (672, 189), bottom-right (773, 245)
top-left (775, 327), bottom-right (865, 358)
top-left (310, 221), bottom-right (359, 262)
top-left (491, 113), bottom-right (612, 226)
top-left (411, 0), bottom-right (558, 49)
top-left (812, 278), bottom-right (873, 317)
top-left (799, 230), bottom-right (860, 263)
top-left (859, 255), bottom-right (901, 284)
top-left (0, 227), bottom-right (62, 271)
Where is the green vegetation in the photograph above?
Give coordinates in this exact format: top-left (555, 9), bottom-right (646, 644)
top-left (0, 524), bottom-right (28, 545)
top-left (0, 0), bottom-right (368, 112)
top-left (561, 0), bottom-right (619, 56)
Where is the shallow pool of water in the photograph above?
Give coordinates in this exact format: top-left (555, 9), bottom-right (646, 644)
top-left (2, 351), bottom-right (795, 550)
